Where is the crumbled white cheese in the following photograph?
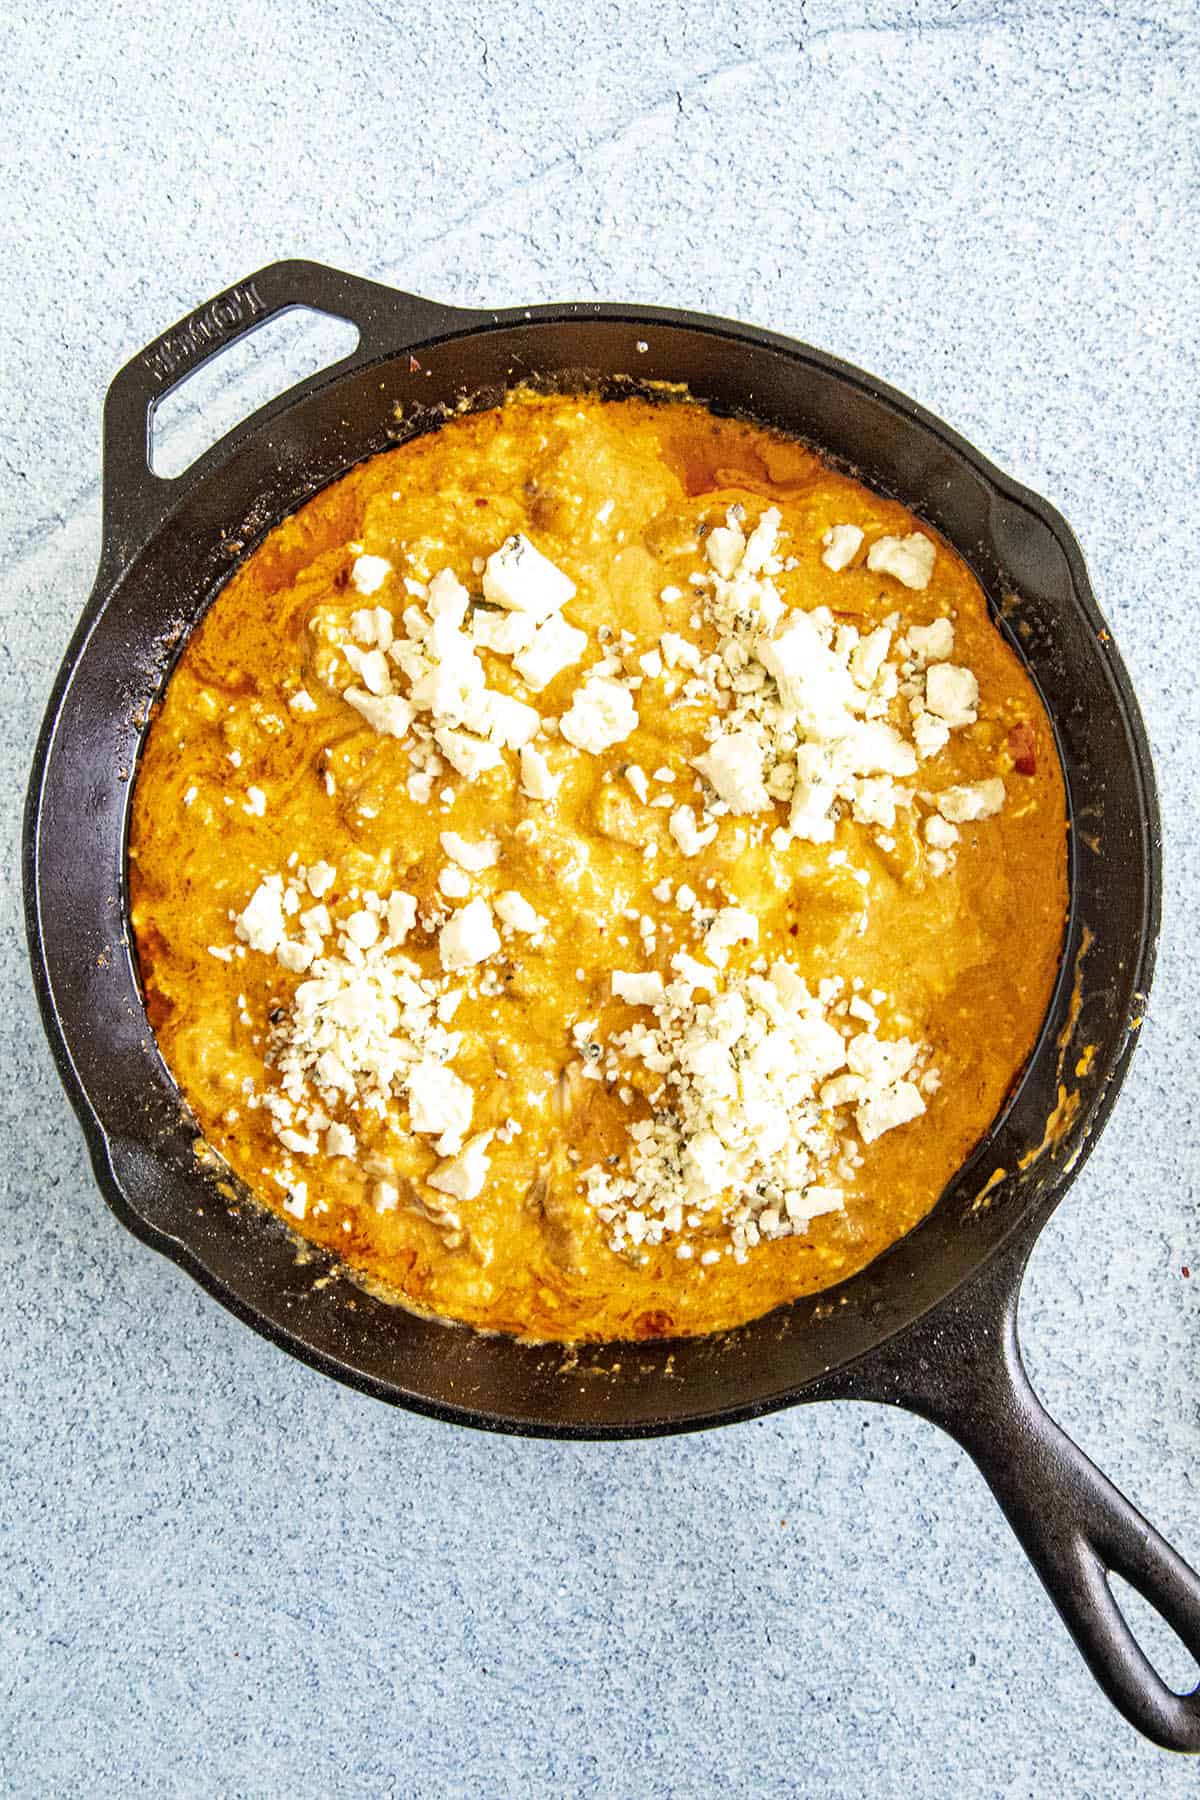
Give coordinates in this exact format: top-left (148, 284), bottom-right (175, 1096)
top-left (244, 786), bottom-right (266, 817)
top-left (251, 876), bottom-right (475, 1189)
top-left (821, 523), bottom-right (864, 571)
top-left (924, 815), bottom-right (960, 849)
top-left (386, 891), bottom-right (417, 943)
top-left (406, 1059), bottom-right (474, 1155)
top-left (851, 626), bottom-right (892, 690)
top-left (742, 508), bottom-right (782, 575)
top-left (670, 951), bottom-right (718, 992)
top-left (925, 663), bottom-right (979, 728)
top-left (495, 891), bottom-right (544, 935)
top-left (911, 709), bottom-right (951, 760)
top-left (787, 769), bottom-right (837, 843)
top-left (846, 1031), bottom-right (918, 1088)
top-left (232, 496), bottom-right (985, 1267)
top-left (434, 726), bottom-right (502, 779)
top-left (756, 612), bottom-right (859, 740)
top-left (350, 607), bottom-right (393, 650)
top-left (307, 862), bottom-right (336, 899)
top-left (857, 1079), bottom-right (926, 1144)
top-left (513, 613), bottom-right (587, 691)
top-left (848, 776), bottom-right (898, 829)
top-left (866, 532), bottom-right (936, 590)
top-left (937, 778), bottom-right (1006, 823)
top-left (706, 517), bottom-right (746, 578)
top-left (351, 554), bottom-right (392, 596)
top-left (482, 534), bottom-right (575, 621)
top-left (289, 689), bottom-right (318, 715)
top-left (906, 618), bottom-right (955, 663)
top-left (438, 898), bottom-right (501, 971)
top-left (427, 1131), bottom-right (493, 1201)
top-left (427, 568), bottom-right (470, 626)
top-left (300, 902), bottom-right (331, 939)
top-left (326, 1122), bottom-right (357, 1159)
top-left (235, 878), bottom-right (285, 953)
top-left (480, 692), bottom-right (540, 748)
top-left (693, 730), bottom-right (772, 815)
top-left (581, 961), bottom-right (934, 1258)
top-left (345, 909), bottom-right (380, 950)
top-left (407, 631), bottom-right (486, 723)
top-left (660, 632), bottom-right (702, 671)
top-left (519, 744), bottom-right (560, 802)
top-left (669, 804), bottom-right (718, 857)
top-left (440, 831), bottom-right (500, 872)
top-left (345, 689), bottom-right (414, 737)
top-left (704, 906), bottom-right (759, 967)
top-left (330, 548), bottom-right (560, 784)
top-left (660, 505), bottom-right (958, 852)
top-left (342, 644), bottom-right (393, 696)
top-left (612, 971), bottom-right (666, 1005)
top-left (276, 941), bottom-right (314, 974)
top-left (472, 609), bottom-right (537, 656)
top-left (560, 675), bottom-right (639, 754)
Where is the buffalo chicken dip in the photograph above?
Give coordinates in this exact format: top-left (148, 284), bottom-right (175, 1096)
top-left (129, 393), bottom-right (1068, 1340)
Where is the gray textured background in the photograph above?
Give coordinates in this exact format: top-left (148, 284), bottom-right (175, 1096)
top-left (4, 2), bottom-right (1199, 1794)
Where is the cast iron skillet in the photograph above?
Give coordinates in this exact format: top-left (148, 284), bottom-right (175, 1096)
top-left (23, 260), bottom-right (1200, 1748)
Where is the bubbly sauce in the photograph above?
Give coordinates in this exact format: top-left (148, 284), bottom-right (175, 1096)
top-left (129, 392), bottom-right (1068, 1341)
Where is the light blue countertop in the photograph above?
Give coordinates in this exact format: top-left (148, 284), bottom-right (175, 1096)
top-left (4, 2), bottom-right (1198, 1793)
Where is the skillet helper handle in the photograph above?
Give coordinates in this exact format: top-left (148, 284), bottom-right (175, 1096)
top-left (100, 258), bottom-right (468, 561)
top-left (840, 1229), bottom-right (1200, 1751)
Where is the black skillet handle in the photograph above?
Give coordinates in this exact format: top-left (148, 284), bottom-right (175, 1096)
top-left (821, 1222), bottom-right (1200, 1751)
top-left (100, 259), bottom-right (473, 566)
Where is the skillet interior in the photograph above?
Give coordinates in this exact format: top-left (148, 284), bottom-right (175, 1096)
top-left (25, 310), bottom-right (1158, 1435)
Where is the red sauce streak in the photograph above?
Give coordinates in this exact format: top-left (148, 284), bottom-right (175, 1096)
top-left (1008, 721), bottom-right (1037, 775)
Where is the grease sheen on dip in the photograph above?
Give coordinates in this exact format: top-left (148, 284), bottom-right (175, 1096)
top-left (129, 392), bottom-right (1068, 1342)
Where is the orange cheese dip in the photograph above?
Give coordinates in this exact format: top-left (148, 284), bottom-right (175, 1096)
top-left (129, 392), bottom-right (1067, 1341)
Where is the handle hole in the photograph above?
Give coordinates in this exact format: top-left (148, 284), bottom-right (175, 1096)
top-left (149, 307), bottom-right (360, 479)
top-left (1109, 1573), bottom-right (1200, 1696)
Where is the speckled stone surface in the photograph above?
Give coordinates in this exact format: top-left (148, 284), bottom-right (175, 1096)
top-left (4, 2), bottom-right (1199, 1793)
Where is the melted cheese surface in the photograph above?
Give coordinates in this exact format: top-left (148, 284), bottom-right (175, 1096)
top-left (129, 393), bottom-right (1068, 1341)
